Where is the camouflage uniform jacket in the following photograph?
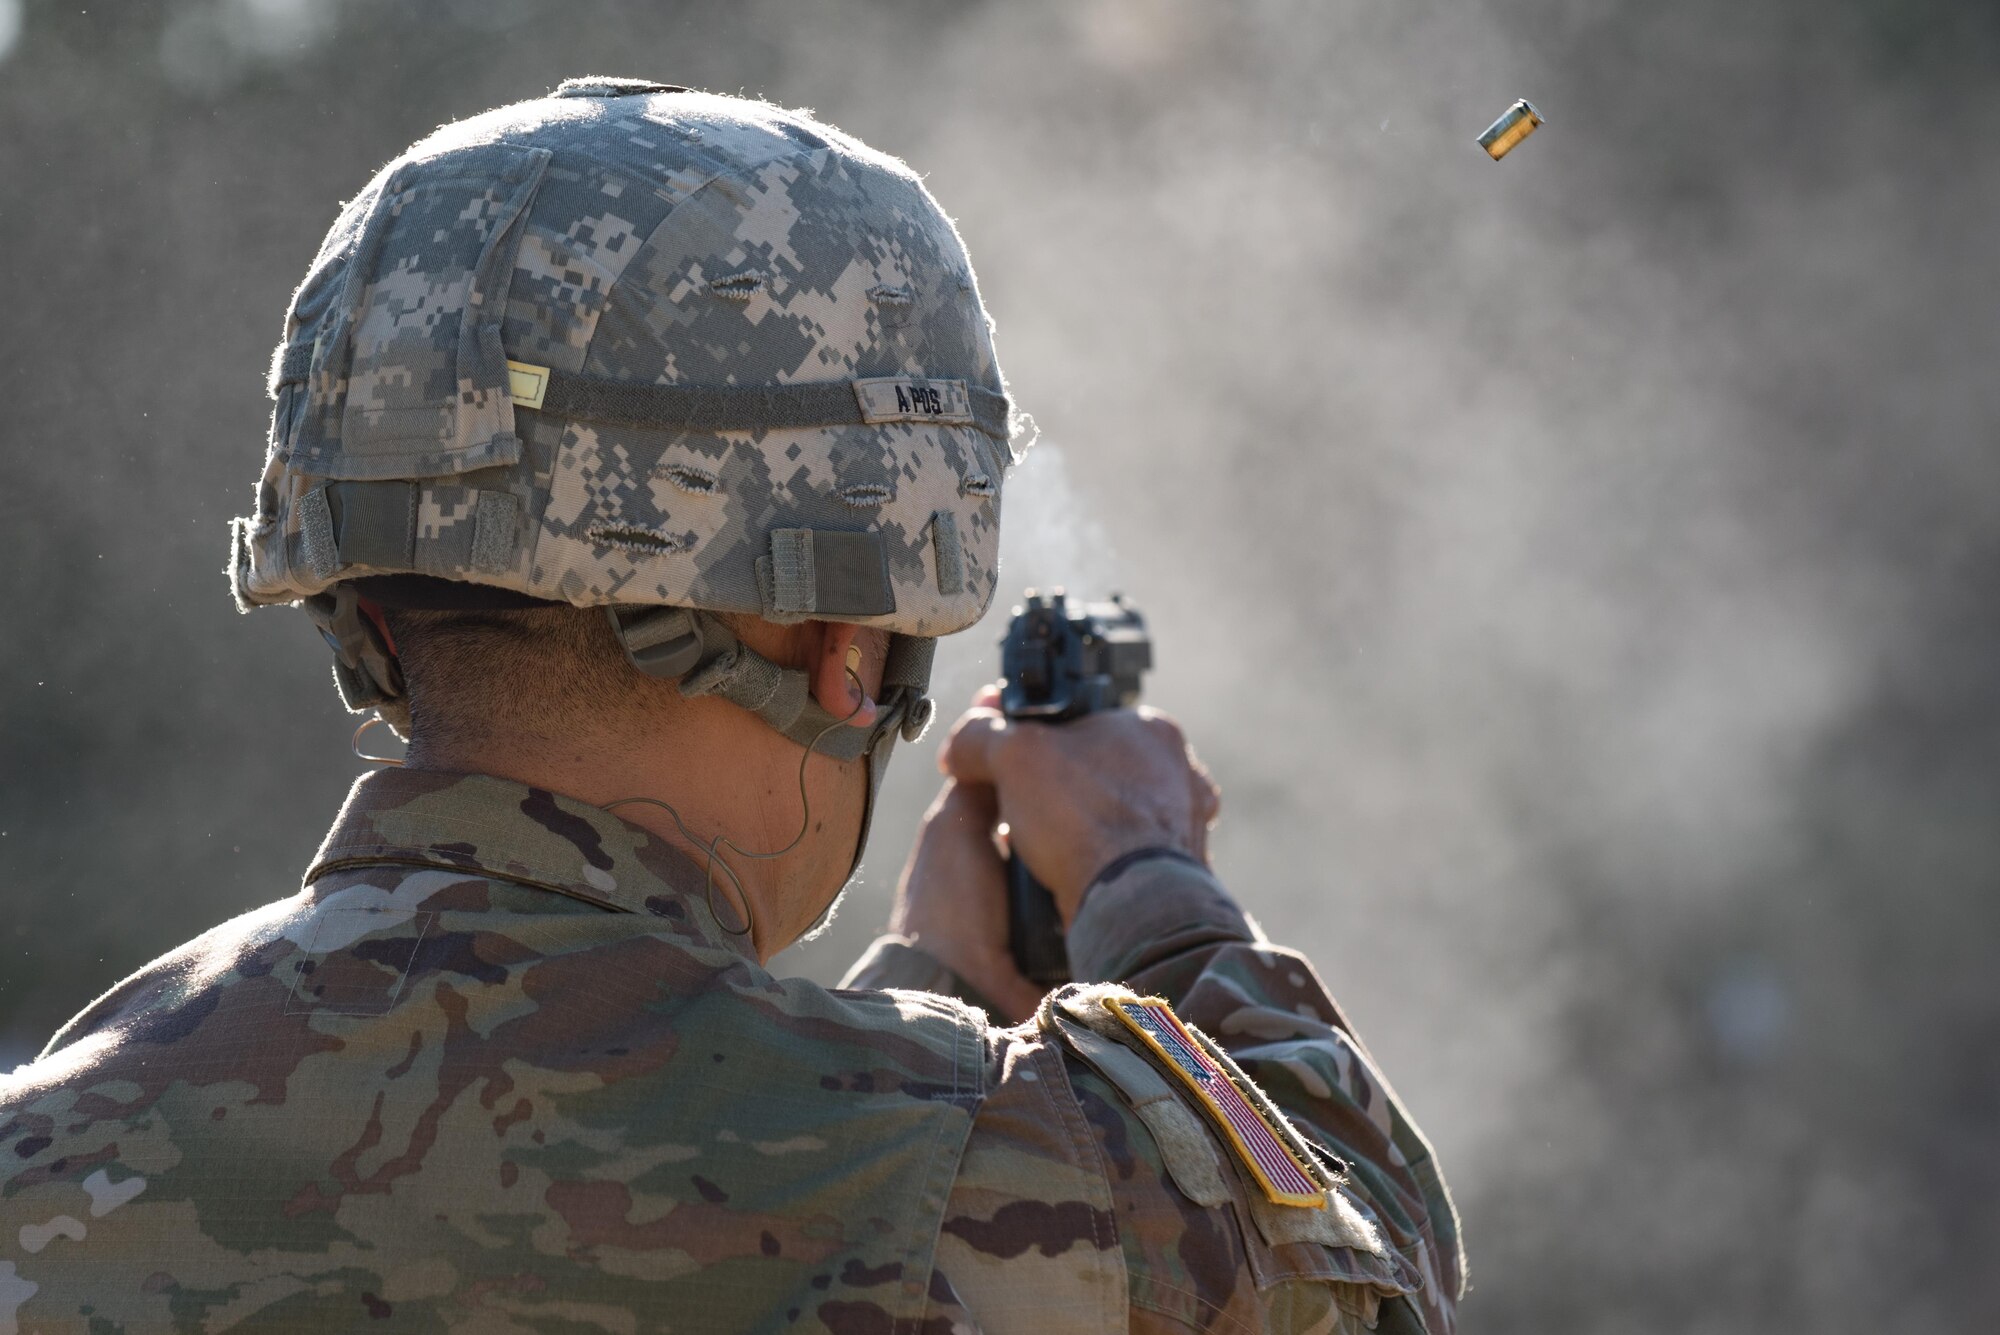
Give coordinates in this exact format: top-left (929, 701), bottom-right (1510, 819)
top-left (0, 770), bottom-right (1463, 1333)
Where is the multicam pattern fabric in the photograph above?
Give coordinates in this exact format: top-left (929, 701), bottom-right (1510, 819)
top-left (0, 772), bottom-right (1462, 1332)
top-left (231, 81), bottom-right (1012, 637)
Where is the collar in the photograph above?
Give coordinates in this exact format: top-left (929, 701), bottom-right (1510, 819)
top-left (307, 768), bottom-right (750, 956)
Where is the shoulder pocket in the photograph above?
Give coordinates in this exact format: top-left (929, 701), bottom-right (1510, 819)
top-left (1042, 985), bottom-right (1428, 1325)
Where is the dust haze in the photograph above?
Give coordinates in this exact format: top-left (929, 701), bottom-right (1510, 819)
top-left (3, 1), bottom-right (1997, 1328)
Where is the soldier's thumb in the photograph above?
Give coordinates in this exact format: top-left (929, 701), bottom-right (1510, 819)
top-left (937, 710), bottom-right (1009, 784)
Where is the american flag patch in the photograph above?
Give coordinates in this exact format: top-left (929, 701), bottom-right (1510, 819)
top-left (1106, 996), bottom-right (1326, 1208)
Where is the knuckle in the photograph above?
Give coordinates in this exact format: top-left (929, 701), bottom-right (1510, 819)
top-left (945, 707), bottom-right (998, 744)
top-left (939, 711), bottom-right (1000, 773)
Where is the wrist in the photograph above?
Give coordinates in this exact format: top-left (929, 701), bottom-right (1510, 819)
top-left (1076, 845), bottom-right (1204, 917)
top-left (1066, 853), bottom-right (1252, 983)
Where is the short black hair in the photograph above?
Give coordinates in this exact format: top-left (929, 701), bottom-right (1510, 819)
top-left (384, 605), bottom-right (650, 762)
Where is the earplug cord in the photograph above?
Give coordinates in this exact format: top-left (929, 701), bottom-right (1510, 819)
top-left (351, 716), bottom-right (406, 766)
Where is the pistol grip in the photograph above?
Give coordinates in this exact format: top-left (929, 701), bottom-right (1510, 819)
top-left (1006, 854), bottom-right (1072, 988)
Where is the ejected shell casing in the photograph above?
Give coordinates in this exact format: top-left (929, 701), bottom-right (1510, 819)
top-left (1478, 99), bottom-right (1543, 160)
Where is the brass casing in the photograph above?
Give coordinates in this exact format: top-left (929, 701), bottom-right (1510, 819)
top-left (1478, 99), bottom-right (1544, 160)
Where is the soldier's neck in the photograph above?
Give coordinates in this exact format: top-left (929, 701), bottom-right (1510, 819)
top-left (404, 702), bottom-right (862, 963)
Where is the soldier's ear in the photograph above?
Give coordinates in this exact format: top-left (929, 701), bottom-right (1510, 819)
top-left (809, 622), bottom-right (880, 727)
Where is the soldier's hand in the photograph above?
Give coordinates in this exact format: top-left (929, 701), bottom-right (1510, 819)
top-left (939, 689), bottom-right (1220, 925)
top-left (889, 778), bottom-right (1044, 1022)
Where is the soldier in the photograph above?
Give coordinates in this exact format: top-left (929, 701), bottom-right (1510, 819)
top-left (0, 81), bottom-right (1462, 1332)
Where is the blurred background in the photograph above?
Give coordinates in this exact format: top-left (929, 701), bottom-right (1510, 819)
top-left (3, 0), bottom-right (1997, 1328)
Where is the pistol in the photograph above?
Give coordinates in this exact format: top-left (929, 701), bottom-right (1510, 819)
top-left (998, 590), bottom-right (1153, 987)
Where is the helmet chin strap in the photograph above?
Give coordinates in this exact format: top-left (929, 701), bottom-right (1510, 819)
top-left (604, 606), bottom-right (934, 762)
top-left (783, 682), bottom-right (915, 945)
top-left (603, 606), bottom-right (937, 939)
top-left (305, 585), bottom-right (412, 736)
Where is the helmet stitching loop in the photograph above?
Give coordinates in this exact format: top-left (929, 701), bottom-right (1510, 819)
top-left (706, 272), bottom-right (764, 301)
top-left (660, 463), bottom-right (722, 496)
top-left (837, 483), bottom-right (894, 509)
top-left (587, 524), bottom-right (695, 555)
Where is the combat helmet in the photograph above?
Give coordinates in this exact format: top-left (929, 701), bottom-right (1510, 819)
top-left (229, 78), bottom-right (1017, 796)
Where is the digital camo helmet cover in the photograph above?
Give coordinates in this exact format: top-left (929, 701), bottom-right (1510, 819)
top-left (229, 79), bottom-right (1017, 730)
